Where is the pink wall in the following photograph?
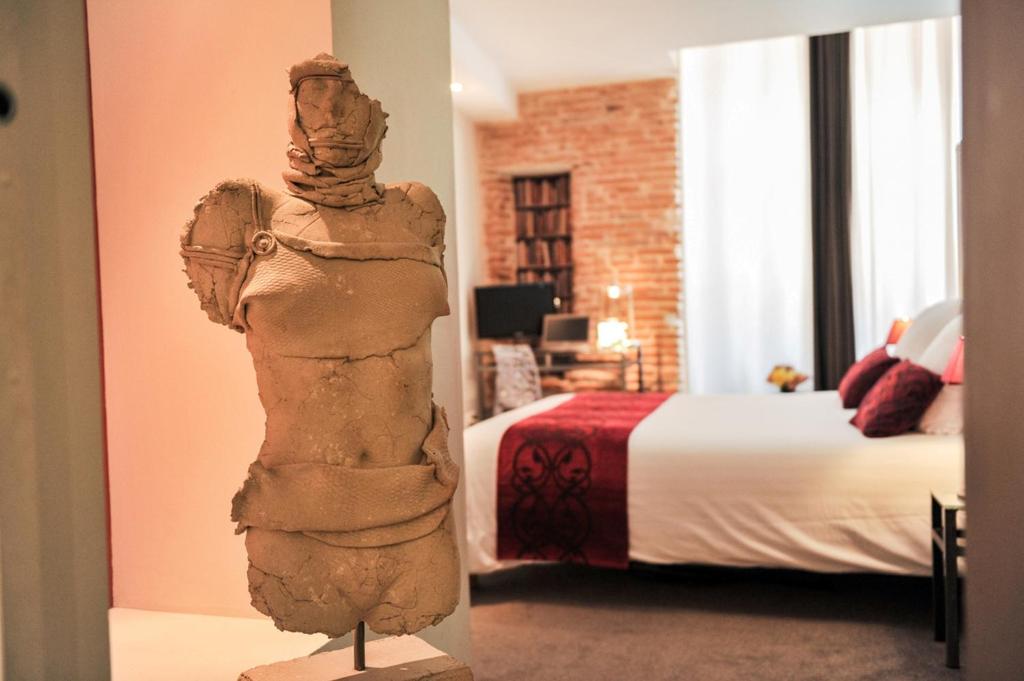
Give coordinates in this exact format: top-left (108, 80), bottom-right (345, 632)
top-left (87, 0), bottom-right (332, 617)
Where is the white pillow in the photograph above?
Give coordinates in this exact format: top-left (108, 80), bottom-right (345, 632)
top-left (919, 385), bottom-right (963, 435)
top-left (892, 299), bottom-right (962, 362)
top-left (918, 316), bottom-right (963, 375)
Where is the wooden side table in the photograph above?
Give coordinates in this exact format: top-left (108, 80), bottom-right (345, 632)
top-left (931, 491), bottom-right (965, 669)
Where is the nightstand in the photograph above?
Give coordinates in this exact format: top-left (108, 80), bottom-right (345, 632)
top-left (931, 490), bottom-right (965, 669)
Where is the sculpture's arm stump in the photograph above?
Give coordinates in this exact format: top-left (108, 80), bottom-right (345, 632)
top-left (238, 636), bottom-right (472, 681)
top-left (181, 179), bottom-right (274, 328)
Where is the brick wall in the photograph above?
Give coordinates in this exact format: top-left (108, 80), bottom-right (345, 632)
top-left (476, 78), bottom-right (682, 391)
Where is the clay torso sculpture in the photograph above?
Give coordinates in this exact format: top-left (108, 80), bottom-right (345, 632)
top-left (180, 54), bottom-right (459, 638)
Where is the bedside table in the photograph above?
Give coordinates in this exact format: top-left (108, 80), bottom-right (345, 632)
top-left (931, 490), bottom-right (965, 669)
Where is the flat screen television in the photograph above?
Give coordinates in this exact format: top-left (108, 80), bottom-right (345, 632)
top-left (474, 283), bottom-right (556, 339)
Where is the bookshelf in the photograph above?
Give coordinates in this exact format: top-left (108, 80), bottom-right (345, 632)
top-left (512, 173), bottom-right (573, 311)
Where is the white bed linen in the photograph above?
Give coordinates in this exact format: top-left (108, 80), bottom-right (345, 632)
top-left (464, 391), bottom-right (963, 576)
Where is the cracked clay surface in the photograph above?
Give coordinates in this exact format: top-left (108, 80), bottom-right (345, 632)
top-left (180, 54), bottom-right (460, 638)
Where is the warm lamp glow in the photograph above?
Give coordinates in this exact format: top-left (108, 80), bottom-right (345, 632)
top-left (886, 318), bottom-right (912, 345)
top-left (599, 281), bottom-right (634, 350)
top-left (942, 336), bottom-right (965, 384)
top-left (449, 81), bottom-right (463, 93)
top-left (597, 318), bottom-right (629, 350)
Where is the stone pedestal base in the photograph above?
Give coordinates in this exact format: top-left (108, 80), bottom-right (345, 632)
top-left (238, 636), bottom-right (473, 681)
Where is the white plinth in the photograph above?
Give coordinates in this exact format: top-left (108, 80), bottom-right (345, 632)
top-left (238, 636), bottom-right (472, 681)
top-left (109, 607), bottom-right (328, 681)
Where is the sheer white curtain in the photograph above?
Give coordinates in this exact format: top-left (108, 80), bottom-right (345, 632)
top-left (851, 17), bottom-right (962, 357)
top-left (680, 37), bottom-right (814, 394)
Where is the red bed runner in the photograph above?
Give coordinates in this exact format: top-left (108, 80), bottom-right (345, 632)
top-left (496, 391), bottom-right (671, 568)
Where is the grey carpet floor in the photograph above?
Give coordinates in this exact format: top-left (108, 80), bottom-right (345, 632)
top-left (469, 564), bottom-right (961, 681)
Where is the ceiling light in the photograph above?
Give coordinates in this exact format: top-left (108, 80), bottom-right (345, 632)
top-left (450, 82), bottom-right (463, 93)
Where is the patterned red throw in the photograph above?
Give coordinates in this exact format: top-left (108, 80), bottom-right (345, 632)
top-left (496, 392), bottom-right (672, 569)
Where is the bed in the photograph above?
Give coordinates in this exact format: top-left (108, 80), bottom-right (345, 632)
top-left (464, 389), bottom-right (963, 576)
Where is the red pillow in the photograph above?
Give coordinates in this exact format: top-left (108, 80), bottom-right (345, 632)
top-left (839, 346), bottom-right (898, 408)
top-left (851, 360), bottom-right (944, 437)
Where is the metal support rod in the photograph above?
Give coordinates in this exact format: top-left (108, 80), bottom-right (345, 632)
top-left (943, 509), bottom-right (960, 669)
top-left (931, 496), bottom-right (945, 642)
top-left (354, 621), bottom-right (366, 671)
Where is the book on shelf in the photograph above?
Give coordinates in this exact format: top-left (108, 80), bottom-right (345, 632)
top-left (513, 172), bottom-right (573, 310)
top-left (513, 174), bottom-right (571, 208)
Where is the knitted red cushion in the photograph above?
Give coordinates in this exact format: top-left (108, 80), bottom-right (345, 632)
top-left (851, 360), bottom-right (944, 437)
top-left (839, 346), bottom-right (899, 408)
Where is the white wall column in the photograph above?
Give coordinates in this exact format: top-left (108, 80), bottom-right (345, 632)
top-left (0, 1), bottom-right (111, 678)
top-left (331, 0), bottom-right (471, 663)
top-left (962, 0), bottom-right (1024, 678)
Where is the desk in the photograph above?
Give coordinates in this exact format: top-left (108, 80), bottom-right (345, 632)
top-left (474, 344), bottom-right (643, 419)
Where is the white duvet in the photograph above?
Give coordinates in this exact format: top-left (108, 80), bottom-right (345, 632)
top-left (463, 391), bottom-right (963, 576)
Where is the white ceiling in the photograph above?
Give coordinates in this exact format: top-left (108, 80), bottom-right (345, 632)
top-left (451, 0), bottom-right (958, 96)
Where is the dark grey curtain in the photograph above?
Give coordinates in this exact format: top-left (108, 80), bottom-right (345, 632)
top-left (809, 32), bottom-right (856, 390)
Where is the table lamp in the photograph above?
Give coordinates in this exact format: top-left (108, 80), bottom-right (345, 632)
top-left (598, 283), bottom-right (635, 351)
top-left (942, 336), bottom-right (965, 384)
top-left (886, 317), bottom-right (912, 345)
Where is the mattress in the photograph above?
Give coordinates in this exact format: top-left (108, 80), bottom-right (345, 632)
top-left (463, 391), bottom-right (963, 576)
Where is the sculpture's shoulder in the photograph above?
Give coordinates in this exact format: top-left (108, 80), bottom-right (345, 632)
top-left (381, 181), bottom-right (445, 248)
top-left (267, 191), bottom-right (322, 238)
top-left (183, 179), bottom-right (282, 253)
top-left (181, 179), bottom-right (282, 328)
